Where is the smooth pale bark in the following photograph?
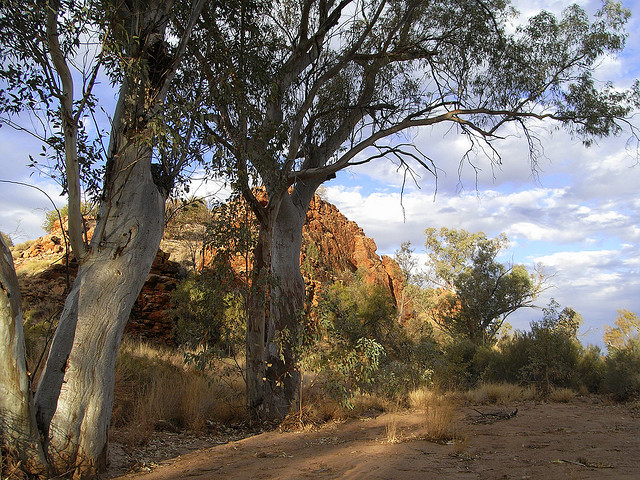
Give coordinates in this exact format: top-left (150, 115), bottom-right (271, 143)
top-left (45, 2), bottom-right (86, 259)
top-left (0, 237), bottom-right (48, 475)
top-left (2, 1), bottom-right (204, 476)
top-left (34, 82), bottom-right (165, 475)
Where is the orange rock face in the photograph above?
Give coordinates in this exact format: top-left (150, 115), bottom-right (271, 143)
top-left (301, 195), bottom-right (405, 307)
top-left (15, 218), bottom-right (184, 342)
top-left (16, 195), bottom-right (406, 341)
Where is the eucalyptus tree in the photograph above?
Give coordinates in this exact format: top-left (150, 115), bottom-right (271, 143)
top-left (423, 228), bottom-right (545, 346)
top-left (0, 0), bottom-right (204, 477)
top-left (192, 0), bottom-right (638, 419)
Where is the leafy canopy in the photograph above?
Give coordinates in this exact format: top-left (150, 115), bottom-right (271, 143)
top-left (424, 227), bottom-right (545, 346)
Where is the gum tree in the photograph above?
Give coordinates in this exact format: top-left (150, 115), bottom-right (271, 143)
top-left (189, 0), bottom-right (637, 419)
top-left (0, 0), bottom-right (204, 477)
top-left (423, 228), bottom-right (546, 346)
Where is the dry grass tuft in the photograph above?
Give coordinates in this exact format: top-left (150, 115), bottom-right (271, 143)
top-left (421, 400), bottom-right (457, 443)
top-left (112, 338), bottom-right (246, 446)
top-left (548, 387), bottom-right (577, 403)
top-left (409, 388), bottom-right (443, 410)
top-left (465, 382), bottom-right (537, 405)
top-left (351, 393), bottom-right (392, 415)
top-left (409, 387), bottom-right (464, 444)
top-left (385, 413), bottom-right (402, 444)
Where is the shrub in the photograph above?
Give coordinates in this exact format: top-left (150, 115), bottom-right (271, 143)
top-left (486, 300), bottom-right (584, 392)
top-left (603, 340), bottom-right (640, 401)
top-left (576, 345), bottom-right (605, 393)
top-left (1, 231), bottom-right (13, 247)
top-left (172, 264), bottom-right (246, 364)
top-left (433, 338), bottom-right (481, 389)
top-left (311, 275), bottom-right (443, 403)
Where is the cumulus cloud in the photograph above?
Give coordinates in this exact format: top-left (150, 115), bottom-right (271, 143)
top-left (324, 120), bottom-right (640, 346)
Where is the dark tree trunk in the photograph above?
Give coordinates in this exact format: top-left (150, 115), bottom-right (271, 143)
top-left (245, 215), bottom-right (274, 416)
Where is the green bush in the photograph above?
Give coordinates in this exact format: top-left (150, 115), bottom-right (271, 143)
top-left (577, 345), bottom-right (605, 393)
top-left (433, 338), bottom-right (479, 389)
top-left (482, 301), bottom-right (586, 392)
top-left (603, 340), bottom-right (640, 401)
top-left (172, 262), bottom-right (245, 365)
top-left (1, 231), bottom-right (13, 247)
top-left (312, 275), bottom-right (443, 402)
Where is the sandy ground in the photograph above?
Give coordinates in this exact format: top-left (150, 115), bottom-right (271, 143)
top-left (111, 398), bottom-right (640, 480)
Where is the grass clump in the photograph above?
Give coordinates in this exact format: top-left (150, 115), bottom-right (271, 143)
top-left (408, 387), bottom-right (463, 444)
top-left (385, 412), bottom-right (402, 444)
top-left (112, 338), bottom-right (246, 446)
top-left (465, 382), bottom-right (537, 405)
top-left (421, 401), bottom-right (456, 442)
top-left (548, 387), bottom-right (577, 403)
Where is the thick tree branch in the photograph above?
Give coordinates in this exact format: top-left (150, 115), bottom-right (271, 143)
top-left (46, 0), bottom-right (87, 262)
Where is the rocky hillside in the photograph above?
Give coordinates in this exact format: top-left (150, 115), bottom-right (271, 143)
top-left (13, 195), bottom-right (404, 341)
top-left (301, 195), bottom-right (404, 306)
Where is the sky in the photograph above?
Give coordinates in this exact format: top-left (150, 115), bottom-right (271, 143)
top-left (1, 0), bottom-right (639, 347)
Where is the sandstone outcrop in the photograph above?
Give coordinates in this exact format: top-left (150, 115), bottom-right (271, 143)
top-left (14, 219), bottom-right (184, 342)
top-left (14, 195), bottom-right (405, 341)
top-left (301, 195), bottom-right (404, 306)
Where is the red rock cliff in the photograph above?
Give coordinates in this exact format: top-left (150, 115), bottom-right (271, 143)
top-left (14, 194), bottom-right (405, 340)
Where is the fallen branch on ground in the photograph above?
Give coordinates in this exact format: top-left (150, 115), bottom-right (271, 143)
top-left (470, 408), bottom-right (518, 424)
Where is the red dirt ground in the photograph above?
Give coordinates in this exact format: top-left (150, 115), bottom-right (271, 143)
top-left (111, 398), bottom-right (640, 480)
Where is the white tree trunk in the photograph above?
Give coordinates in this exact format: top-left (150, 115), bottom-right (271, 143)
top-left (261, 182), bottom-right (321, 419)
top-left (37, 159), bottom-right (163, 474)
top-left (34, 78), bottom-right (166, 475)
top-left (0, 237), bottom-right (48, 475)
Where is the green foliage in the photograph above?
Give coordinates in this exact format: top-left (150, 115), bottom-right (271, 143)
top-left (434, 338), bottom-right (481, 390)
top-left (42, 205), bottom-right (66, 233)
top-left (0, 231), bottom-right (12, 247)
top-left (172, 196), bottom-right (256, 366)
top-left (205, 198), bottom-right (257, 271)
top-left (577, 345), bottom-right (606, 394)
top-left (603, 338), bottom-right (640, 401)
top-left (306, 273), bottom-right (441, 402)
top-left (488, 300), bottom-right (585, 392)
top-left (423, 228), bottom-right (544, 346)
top-left (394, 241), bottom-right (420, 286)
top-left (172, 267), bottom-right (245, 362)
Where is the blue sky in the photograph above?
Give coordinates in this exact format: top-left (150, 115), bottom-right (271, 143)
top-left (1, 0), bottom-right (639, 347)
top-left (320, 0), bottom-right (640, 346)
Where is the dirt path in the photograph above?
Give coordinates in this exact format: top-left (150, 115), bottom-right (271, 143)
top-left (113, 399), bottom-right (640, 479)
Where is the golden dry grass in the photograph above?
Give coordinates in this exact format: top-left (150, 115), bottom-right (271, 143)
top-left (409, 387), bottom-right (444, 410)
top-left (408, 387), bottom-right (463, 444)
top-left (548, 387), bottom-right (577, 403)
top-left (464, 382), bottom-right (537, 405)
top-left (112, 338), bottom-right (246, 446)
top-left (385, 412), bottom-right (402, 443)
